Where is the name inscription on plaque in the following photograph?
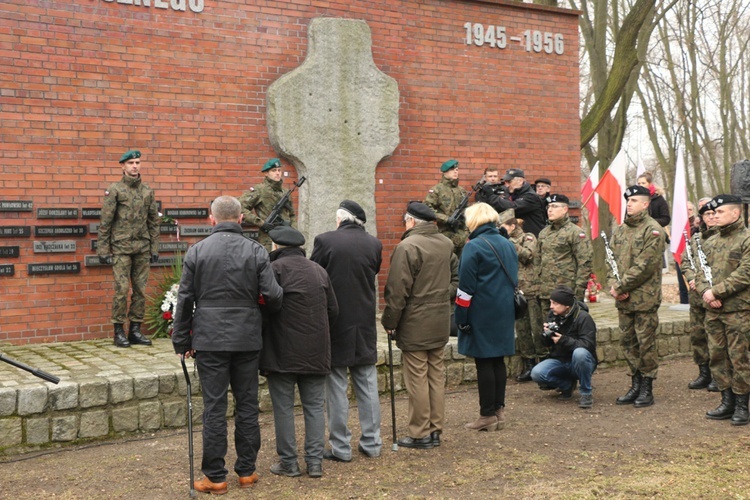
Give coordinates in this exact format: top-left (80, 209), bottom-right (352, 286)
top-left (34, 225), bottom-right (87, 237)
top-left (84, 256), bottom-right (110, 267)
top-left (0, 200), bottom-right (32, 212)
top-left (37, 208), bottom-right (79, 219)
top-left (34, 241), bottom-right (77, 253)
top-left (164, 208), bottom-right (209, 218)
top-left (160, 224), bottom-right (178, 235)
top-left (88, 223), bottom-right (99, 234)
top-left (159, 241), bottom-right (189, 252)
top-left (0, 246), bottom-right (20, 258)
top-left (28, 262), bottom-right (81, 275)
top-left (0, 226), bottom-right (31, 238)
top-left (0, 264), bottom-right (14, 276)
top-left (181, 225), bottom-right (213, 237)
top-left (82, 208), bottom-right (101, 219)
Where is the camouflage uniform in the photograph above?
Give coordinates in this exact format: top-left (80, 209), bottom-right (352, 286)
top-left (239, 176), bottom-right (296, 252)
top-left (535, 215), bottom-right (593, 301)
top-left (607, 210), bottom-right (665, 379)
top-left (98, 174), bottom-right (160, 324)
top-left (508, 226), bottom-right (545, 359)
top-left (695, 218), bottom-right (750, 395)
top-left (424, 177), bottom-right (468, 257)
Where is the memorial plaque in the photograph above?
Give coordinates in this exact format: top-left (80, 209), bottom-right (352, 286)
top-left (0, 200), bottom-right (32, 212)
top-left (181, 225), bottom-right (213, 237)
top-left (91, 240), bottom-right (98, 251)
top-left (570, 215), bottom-right (580, 224)
top-left (37, 208), bottom-right (79, 219)
top-left (0, 226), bottom-right (31, 238)
top-left (34, 225), bottom-right (87, 237)
top-left (0, 264), bottom-right (14, 276)
top-left (243, 230), bottom-right (259, 241)
top-left (28, 262), bottom-right (81, 275)
top-left (84, 255), bottom-right (111, 267)
top-left (34, 240), bottom-right (77, 253)
top-left (164, 208), bottom-right (209, 218)
top-left (151, 255), bottom-right (178, 267)
top-left (0, 246), bottom-right (20, 258)
top-left (159, 241), bottom-right (189, 253)
top-left (88, 223), bottom-right (100, 234)
top-left (569, 201), bottom-right (582, 209)
top-left (160, 224), bottom-right (178, 235)
top-left (81, 208), bottom-right (101, 219)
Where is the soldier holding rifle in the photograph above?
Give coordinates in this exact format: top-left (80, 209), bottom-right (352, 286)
top-left (424, 159), bottom-right (471, 257)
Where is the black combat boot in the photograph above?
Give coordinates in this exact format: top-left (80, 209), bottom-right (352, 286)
top-left (515, 358), bottom-right (534, 382)
top-left (706, 378), bottom-right (719, 392)
top-left (688, 364), bottom-right (711, 390)
top-left (633, 377), bottom-right (654, 408)
top-left (128, 322), bottom-right (153, 346)
top-left (616, 372), bottom-right (642, 405)
top-left (114, 324), bottom-right (130, 348)
top-left (706, 390), bottom-right (735, 420)
top-left (731, 393), bottom-right (749, 426)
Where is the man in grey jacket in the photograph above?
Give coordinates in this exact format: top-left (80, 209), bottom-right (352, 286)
top-left (172, 195), bottom-right (283, 495)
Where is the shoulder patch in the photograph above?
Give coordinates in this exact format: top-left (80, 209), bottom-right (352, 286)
top-left (104, 190), bottom-right (110, 196)
top-left (579, 233), bottom-right (586, 238)
top-left (428, 189), bottom-right (434, 193)
top-left (526, 235), bottom-right (534, 241)
top-left (652, 230), bottom-right (661, 236)
top-left (250, 187), bottom-right (255, 192)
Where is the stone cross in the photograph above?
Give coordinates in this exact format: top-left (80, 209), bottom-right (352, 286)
top-left (266, 18), bottom-right (400, 244)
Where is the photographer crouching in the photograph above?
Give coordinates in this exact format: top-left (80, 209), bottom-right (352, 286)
top-left (530, 285), bottom-right (598, 409)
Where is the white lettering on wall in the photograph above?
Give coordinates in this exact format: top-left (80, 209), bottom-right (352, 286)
top-left (96, 0), bottom-right (204, 12)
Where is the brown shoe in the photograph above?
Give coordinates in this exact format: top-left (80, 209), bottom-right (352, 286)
top-left (464, 415), bottom-right (498, 431)
top-left (238, 472), bottom-right (259, 488)
top-left (495, 407), bottom-right (506, 430)
top-left (194, 477), bottom-right (228, 495)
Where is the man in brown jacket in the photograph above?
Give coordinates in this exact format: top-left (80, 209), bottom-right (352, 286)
top-left (382, 202), bottom-right (458, 449)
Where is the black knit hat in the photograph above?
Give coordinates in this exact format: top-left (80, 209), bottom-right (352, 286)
top-left (550, 285), bottom-right (576, 307)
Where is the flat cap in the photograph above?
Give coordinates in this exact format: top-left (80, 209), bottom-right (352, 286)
top-left (498, 208), bottom-right (516, 225)
top-left (706, 194), bottom-right (743, 211)
top-left (535, 177), bottom-right (552, 186)
top-left (505, 168), bottom-right (525, 179)
top-left (119, 150), bottom-right (141, 163)
top-left (623, 185), bottom-right (651, 200)
top-left (268, 225), bottom-right (305, 247)
top-left (262, 158), bottom-right (281, 172)
top-left (339, 199), bottom-right (366, 223)
top-left (406, 201), bottom-right (436, 222)
top-left (440, 159), bottom-right (458, 173)
top-left (547, 194), bottom-right (569, 205)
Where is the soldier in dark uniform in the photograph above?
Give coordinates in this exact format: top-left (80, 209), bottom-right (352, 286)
top-left (424, 159), bottom-right (468, 257)
top-left (98, 150), bottom-right (160, 347)
top-left (239, 158), bottom-right (297, 253)
top-left (607, 185), bottom-right (665, 408)
top-left (475, 167), bottom-right (506, 204)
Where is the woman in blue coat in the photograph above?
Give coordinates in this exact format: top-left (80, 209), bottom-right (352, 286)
top-left (455, 202), bottom-right (518, 431)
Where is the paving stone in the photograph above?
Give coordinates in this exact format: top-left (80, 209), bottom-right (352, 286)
top-left (52, 415), bottom-right (78, 442)
top-left (139, 401), bottom-right (161, 431)
top-left (79, 410), bottom-right (109, 438)
top-left (162, 400), bottom-right (186, 427)
top-left (463, 362), bottom-right (477, 382)
top-left (158, 373), bottom-right (176, 394)
top-left (0, 417), bottom-right (22, 447)
top-left (446, 363), bottom-right (464, 387)
top-left (26, 417), bottom-right (50, 445)
top-left (109, 375), bottom-right (134, 404)
top-left (112, 406), bottom-right (139, 433)
top-left (133, 373), bottom-right (159, 400)
top-left (0, 387), bottom-right (16, 416)
top-left (49, 381), bottom-right (78, 410)
top-left (79, 379), bottom-right (109, 408)
top-left (17, 385), bottom-right (48, 415)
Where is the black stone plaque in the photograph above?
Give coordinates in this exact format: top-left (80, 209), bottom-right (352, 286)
top-left (159, 241), bottom-right (189, 253)
top-left (151, 255), bottom-right (177, 267)
top-left (37, 208), bottom-right (79, 219)
top-left (164, 208), bottom-right (209, 218)
top-left (0, 246), bottom-right (20, 258)
top-left (82, 208), bottom-right (101, 219)
top-left (0, 226), bottom-right (31, 238)
top-left (160, 224), bottom-right (178, 235)
top-left (181, 225), bottom-right (213, 237)
top-left (0, 264), bottom-right (14, 276)
top-left (28, 262), bottom-right (81, 275)
top-left (91, 240), bottom-right (98, 251)
top-left (84, 255), bottom-right (111, 267)
top-left (243, 230), bottom-right (259, 241)
top-left (569, 201), bottom-right (582, 209)
top-left (34, 225), bottom-right (87, 237)
top-left (0, 200), bottom-right (32, 212)
top-left (88, 223), bottom-right (99, 234)
top-left (34, 241), bottom-right (77, 253)
top-left (570, 215), bottom-right (580, 224)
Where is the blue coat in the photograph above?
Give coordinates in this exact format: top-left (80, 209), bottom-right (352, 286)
top-left (455, 223), bottom-right (517, 358)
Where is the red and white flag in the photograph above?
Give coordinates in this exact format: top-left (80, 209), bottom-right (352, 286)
top-left (670, 151), bottom-right (690, 265)
top-left (581, 162), bottom-right (600, 238)
top-left (594, 150), bottom-right (628, 224)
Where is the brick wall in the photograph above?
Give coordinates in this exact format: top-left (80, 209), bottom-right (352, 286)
top-left (0, 0), bottom-right (580, 344)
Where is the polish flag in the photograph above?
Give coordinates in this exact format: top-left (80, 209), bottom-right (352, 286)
top-left (581, 162), bottom-right (599, 238)
top-left (594, 150), bottom-right (628, 224)
top-left (670, 151), bottom-right (690, 266)
top-left (636, 157), bottom-right (646, 179)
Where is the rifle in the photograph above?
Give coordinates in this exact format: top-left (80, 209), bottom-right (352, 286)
top-left (447, 178), bottom-right (486, 230)
top-left (683, 230), bottom-right (696, 272)
top-left (696, 235), bottom-right (713, 287)
top-left (263, 176), bottom-right (306, 229)
top-left (600, 231), bottom-right (621, 283)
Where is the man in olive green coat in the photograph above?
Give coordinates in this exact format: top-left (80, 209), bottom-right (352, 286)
top-left (239, 158), bottom-right (297, 253)
top-left (607, 185), bottom-right (665, 408)
top-left (98, 150), bottom-right (160, 347)
top-left (424, 159), bottom-right (468, 257)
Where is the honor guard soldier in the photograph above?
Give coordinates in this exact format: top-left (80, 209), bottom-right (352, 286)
top-left (607, 185), bottom-right (665, 408)
top-left (239, 158), bottom-right (297, 253)
top-left (424, 159), bottom-right (469, 257)
top-left (696, 195), bottom-right (750, 425)
top-left (98, 150), bottom-right (160, 347)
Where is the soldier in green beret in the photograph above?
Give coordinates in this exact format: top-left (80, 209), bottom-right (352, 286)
top-left (239, 158), bottom-right (297, 253)
top-left (424, 159), bottom-right (468, 257)
top-left (98, 150), bottom-right (160, 347)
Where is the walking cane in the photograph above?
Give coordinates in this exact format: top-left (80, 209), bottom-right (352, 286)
top-left (387, 332), bottom-right (398, 451)
top-left (181, 356), bottom-right (196, 497)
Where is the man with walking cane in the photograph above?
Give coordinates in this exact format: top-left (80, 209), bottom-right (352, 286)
top-left (172, 195), bottom-right (283, 494)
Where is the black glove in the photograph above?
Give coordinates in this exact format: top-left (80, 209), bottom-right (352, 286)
top-left (446, 217), bottom-right (458, 230)
top-left (457, 324), bottom-right (472, 335)
top-left (261, 222), bottom-right (275, 233)
top-left (98, 255), bottom-right (112, 265)
top-left (150, 253), bottom-right (159, 264)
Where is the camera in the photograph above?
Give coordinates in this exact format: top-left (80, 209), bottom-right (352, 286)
top-left (541, 322), bottom-right (561, 343)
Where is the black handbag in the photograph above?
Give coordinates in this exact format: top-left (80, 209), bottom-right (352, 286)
top-left (479, 236), bottom-right (528, 319)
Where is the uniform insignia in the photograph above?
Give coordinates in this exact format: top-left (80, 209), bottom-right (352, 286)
top-left (429, 190), bottom-right (434, 193)
top-left (579, 233), bottom-right (586, 238)
top-left (652, 230), bottom-right (660, 236)
top-left (104, 190), bottom-right (110, 196)
top-left (526, 236), bottom-right (533, 241)
top-left (250, 187), bottom-right (255, 192)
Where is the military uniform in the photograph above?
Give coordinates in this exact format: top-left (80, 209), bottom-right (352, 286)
top-left (98, 152), bottom-right (160, 347)
top-left (535, 214), bottom-right (592, 301)
top-left (424, 177), bottom-right (468, 257)
top-left (508, 225), bottom-right (545, 364)
top-left (239, 177), bottom-right (296, 252)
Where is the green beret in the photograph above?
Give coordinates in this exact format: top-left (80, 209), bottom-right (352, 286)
top-left (440, 159), bottom-right (458, 173)
top-left (262, 158), bottom-right (281, 172)
top-left (119, 150), bottom-right (141, 163)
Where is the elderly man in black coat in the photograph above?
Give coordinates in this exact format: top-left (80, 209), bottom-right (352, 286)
top-left (477, 168), bottom-right (546, 236)
top-left (310, 200), bottom-right (384, 461)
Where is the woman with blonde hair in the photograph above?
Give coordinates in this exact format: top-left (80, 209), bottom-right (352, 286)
top-left (455, 202), bottom-right (518, 431)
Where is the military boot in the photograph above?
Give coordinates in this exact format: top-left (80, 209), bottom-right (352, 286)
top-left (706, 390), bottom-right (735, 420)
top-left (515, 358), bottom-right (534, 382)
top-left (114, 324), bottom-right (130, 348)
top-left (616, 373), bottom-right (642, 405)
top-left (688, 364), bottom-right (711, 390)
top-left (731, 393), bottom-right (749, 426)
top-left (706, 378), bottom-right (719, 392)
top-left (633, 377), bottom-right (654, 408)
top-left (128, 322), bottom-right (153, 346)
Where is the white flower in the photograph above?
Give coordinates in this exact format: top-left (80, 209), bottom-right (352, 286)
top-left (161, 302), bottom-right (170, 312)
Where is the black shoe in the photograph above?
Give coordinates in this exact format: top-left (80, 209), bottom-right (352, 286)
top-left (707, 389), bottom-right (736, 420)
top-left (538, 384), bottom-right (555, 391)
top-left (515, 358), bottom-right (534, 382)
top-left (270, 462), bottom-right (302, 477)
top-left (688, 364), bottom-right (711, 390)
top-left (128, 322), bottom-right (153, 346)
top-left (113, 324), bottom-right (130, 348)
top-left (634, 377), bottom-right (654, 408)
top-left (307, 463), bottom-right (322, 478)
top-left (397, 436), bottom-right (434, 449)
top-left (616, 373), bottom-right (642, 405)
top-left (731, 393), bottom-right (749, 426)
top-left (322, 449), bottom-right (351, 462)
top-left (357, 443), bottom-right (380, 458)
top-left (558, 379), bottom-right (577, 400)
top-left (430, 431), bottom-right (441, 447)
top-left (707, 379), bottom-right (720, 392)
